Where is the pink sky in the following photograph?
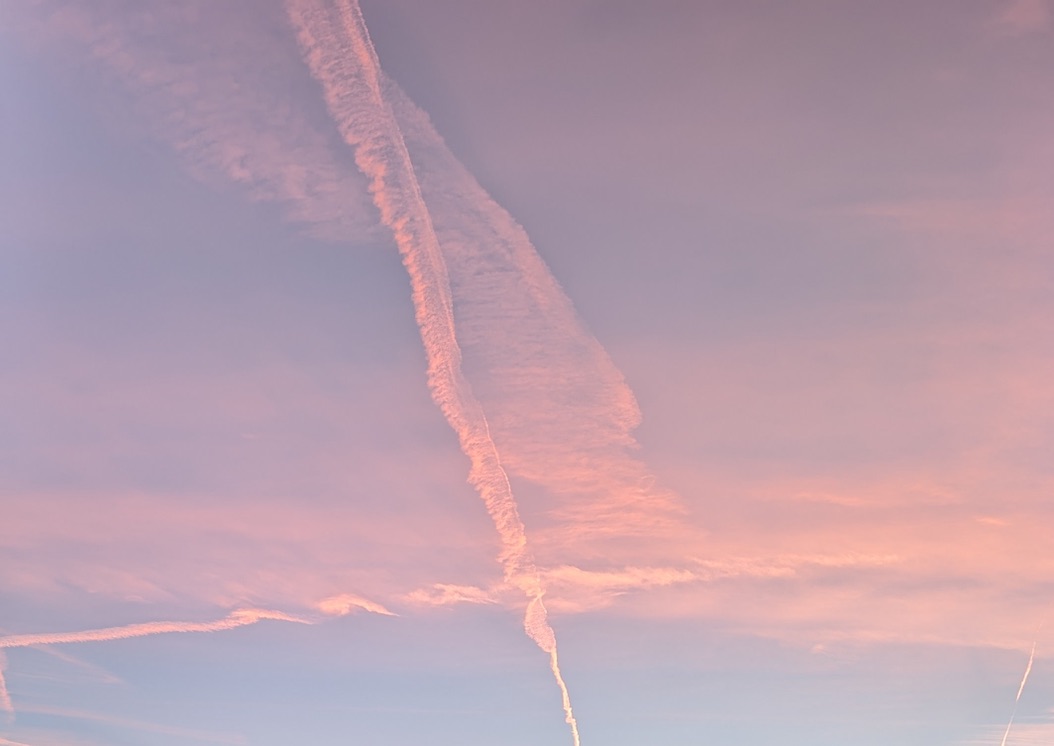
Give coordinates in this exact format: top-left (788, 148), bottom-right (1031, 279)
top-left (1, 1), bottom-right (1052, 744)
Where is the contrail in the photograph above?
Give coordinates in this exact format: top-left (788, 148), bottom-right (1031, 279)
top-left (0, 608), bottom-right (306, 723)
top-left (999, 640), bottom-right (1037, 746)
top-left (0, 608), bottom-right (308, 650)
top-left (0, 650), bottom-right (13, 720)
top-left (21, 0), bottom-right (679, 551)
top-left (383, 79), bottom-right (680, 546)
top-left (286, 1), bottom-right (580, 742)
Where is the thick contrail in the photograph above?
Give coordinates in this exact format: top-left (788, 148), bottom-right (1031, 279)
top-left (0, 608), bottom-right (308, 650)
top-left (19, 0), bottom-right (679, 558)
top-left (286, 1), bottom-right (580, 742)
top-left (384, 80), bottom-right (680, 548)
top-left (999, 641), bottom-right (1037, 746)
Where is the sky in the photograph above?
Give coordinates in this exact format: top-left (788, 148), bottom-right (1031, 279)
top-left (1, 0), bottom-right (1052, 744)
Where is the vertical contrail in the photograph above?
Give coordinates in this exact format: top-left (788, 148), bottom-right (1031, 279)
top-left (286, 1), bottom-right (581, 742)
top-left (0, 651), bottom-right (13, 720)
top-left (999, 640), bottom-right (1037, 746)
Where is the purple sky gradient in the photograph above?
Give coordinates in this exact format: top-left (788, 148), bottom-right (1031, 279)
top-left (2, 1), bottom-right (1053, 744)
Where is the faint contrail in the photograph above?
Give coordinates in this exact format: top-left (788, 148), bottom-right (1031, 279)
top-left (0, 651), bottom-right (13, 720)
top-left (0, 608), bottom-right (308, 650)
top-left (999, 640), bottom-right (1037, 746)
top-left (0, 608), bottom-right (305, 723)
top-left (286, 1), bottom-right (580, 743)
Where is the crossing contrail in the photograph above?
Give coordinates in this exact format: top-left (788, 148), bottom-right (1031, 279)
top-left (286, 1), bottom-right (581, 742)
top-left (999, 640), bottom-right (1037, 746)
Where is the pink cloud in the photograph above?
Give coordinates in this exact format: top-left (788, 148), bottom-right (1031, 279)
top-left (315, 593), bottom-right (395, 617)
top-left (994, 0), bottom-right (1051, 34)
top-left (403, 584), bottom-right (496, 607)
top-left (11, 0), bottom-right (379, 243)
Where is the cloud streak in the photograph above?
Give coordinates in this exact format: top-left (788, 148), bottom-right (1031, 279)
top-left (315, 593), bottom-right (396, 617)
top-left (284, 1), bottom-right (588, 741)
top-left (0, 608), bottom-right (308, 651)
top-left (404, 584), bottom-right (496, 608)
top-left (10, 0), bottom-right (378, 243)
top-left (384, 69), bottom-right (681, 551)
top-left (1000, 640), bottom-right (1038, 746)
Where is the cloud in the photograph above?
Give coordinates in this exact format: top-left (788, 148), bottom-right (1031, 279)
top-left (993, 0), bottom-right (1051, 34)
top-left (284, 1), bottom-right (586, 740)
top-left (7, 0), bottom-right (1054, 723)
top-left (315, 593), bottom-right (395, 617)
top-left (387, 79), bottom-right (683, 550)
top-left (403, 584), bottom-right (496, 607)
top-left (11, 0), bottom-right (379, 243)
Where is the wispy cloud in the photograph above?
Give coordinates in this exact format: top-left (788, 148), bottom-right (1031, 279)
top-left (385, 78), bottom-right (682, 550)
top-left (993, 0), bottom-right (1051, 35)
top-left (284, 1), bottom-right (590, 741)
top-left (10, 0), bottom-right (378, 243)
top-left (315, 593), bottom-right (395, 617)
top-left (18, 646), bottom-right (123, 687)
top-left (961, 709), bottom-right (1054, 745)
top-left (11, 704), bottom-right (248, 745)
top-left (404, 584), bottom-right (497, 608)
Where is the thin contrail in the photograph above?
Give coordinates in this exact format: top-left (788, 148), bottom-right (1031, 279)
top-left (999, 640), bottom-right (1037, 746)
top-left (286, 1), bottom-right (580, 742)
top-left (0, 608), bottom-right (308, 651)
top-left (0, 608), bottom-right (307, 721)
top-left (0, 650), bottom-right (13, 720)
